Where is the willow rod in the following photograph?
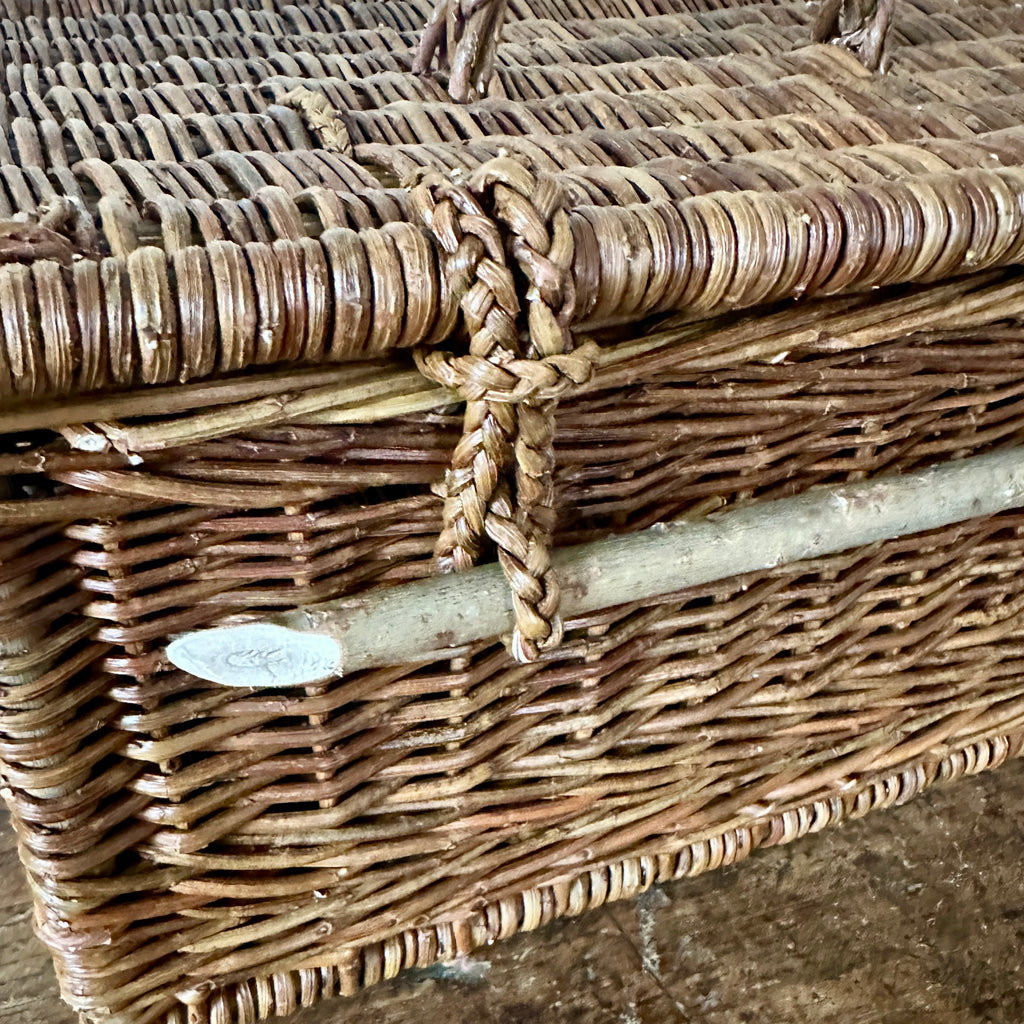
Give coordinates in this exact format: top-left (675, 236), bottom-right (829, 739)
top-left (167, 446), bottom-right (1024, 687)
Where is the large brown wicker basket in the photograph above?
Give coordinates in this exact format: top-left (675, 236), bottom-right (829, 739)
top-left (5, 0), bottom-right (1024, 1021)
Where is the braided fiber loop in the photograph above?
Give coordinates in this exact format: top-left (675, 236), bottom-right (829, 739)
top-left (414, 0), bottom-right (509, 103)
top-left (813, 0), bottom-right (896, 72)
top-left (416, 342), bottom-right (597, 404)
top-left (412, 157), bottom-right (593, 661)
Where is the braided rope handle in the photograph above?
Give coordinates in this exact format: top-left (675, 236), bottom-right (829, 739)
top-left (409, 164), bottom-right (522, 576)
top-left (813, 0), bottom-right (896, 72)
top-left (414, 0), bottom-right (510, 104)
top-left (415, 0), bottom-right (894, 104)
top-left (412, 158), bottom-right (595, 661)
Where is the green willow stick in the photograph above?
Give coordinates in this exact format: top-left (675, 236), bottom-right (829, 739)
top-left (167, 446), bottom-right (1024, 687)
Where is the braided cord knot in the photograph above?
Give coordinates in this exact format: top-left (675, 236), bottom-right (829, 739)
top-left (415, 343), bottom-right (598, 404)
top-left (412, 157), bottom-right (593, 662)
top-left (278, 88), bottom-right (353, 154)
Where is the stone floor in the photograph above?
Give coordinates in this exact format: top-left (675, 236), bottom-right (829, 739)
top-left (4, 759), bottom-right (1024, 1023)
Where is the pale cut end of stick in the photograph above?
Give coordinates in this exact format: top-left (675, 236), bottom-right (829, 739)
top-left (167, 623), bottom-right (342, 688)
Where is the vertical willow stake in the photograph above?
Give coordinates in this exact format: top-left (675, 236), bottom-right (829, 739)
top-left (167, 446), bottom-right (1024, 687)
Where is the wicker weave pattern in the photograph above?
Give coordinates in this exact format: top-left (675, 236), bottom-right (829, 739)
top-left (4, 1), bottom-right (1024, 1021)
top-left (153, 733), bottom-right (1022, 1023)
top-left (7, 509), bottom-right (1024, 1022)
top-left (0, 4), bottom-right (1024, 396)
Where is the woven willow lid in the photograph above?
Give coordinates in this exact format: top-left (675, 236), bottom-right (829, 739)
top-left (0, 0), bottom-right (1021, 405)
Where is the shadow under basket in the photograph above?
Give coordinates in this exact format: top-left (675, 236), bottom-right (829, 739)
top-left (6, 0), bottom-right (1024, 1021)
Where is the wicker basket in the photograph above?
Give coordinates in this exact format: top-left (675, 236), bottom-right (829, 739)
top-left (5, 1), bottom-right (1024, 1021)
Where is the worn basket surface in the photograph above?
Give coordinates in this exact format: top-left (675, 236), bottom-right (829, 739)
top-left (5, 1), bottom-right (1024, 1022)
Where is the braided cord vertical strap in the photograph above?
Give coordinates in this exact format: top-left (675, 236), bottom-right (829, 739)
top-left (409, 165), bottom-right (522, 577)
top-left (412, 158), bottom-right (597, 662)
top-left (414, 0), bottom-right (510, 103)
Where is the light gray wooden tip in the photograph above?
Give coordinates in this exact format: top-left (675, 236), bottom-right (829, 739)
top-left (166, 623), bottom-right (342, 687)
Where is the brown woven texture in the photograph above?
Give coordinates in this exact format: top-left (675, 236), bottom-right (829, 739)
top-left (5, 0), bottom-right (1024, 1021)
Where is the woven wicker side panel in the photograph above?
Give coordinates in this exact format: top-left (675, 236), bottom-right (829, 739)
top-left (7, 309), bottom-right (1024, 629)
top-left (163, 733), bottom-right (1022, 1024)
top-left (10, 510), bottom-right (1024, 1023)
top-left (0, 523), bottom-right (120, 805)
